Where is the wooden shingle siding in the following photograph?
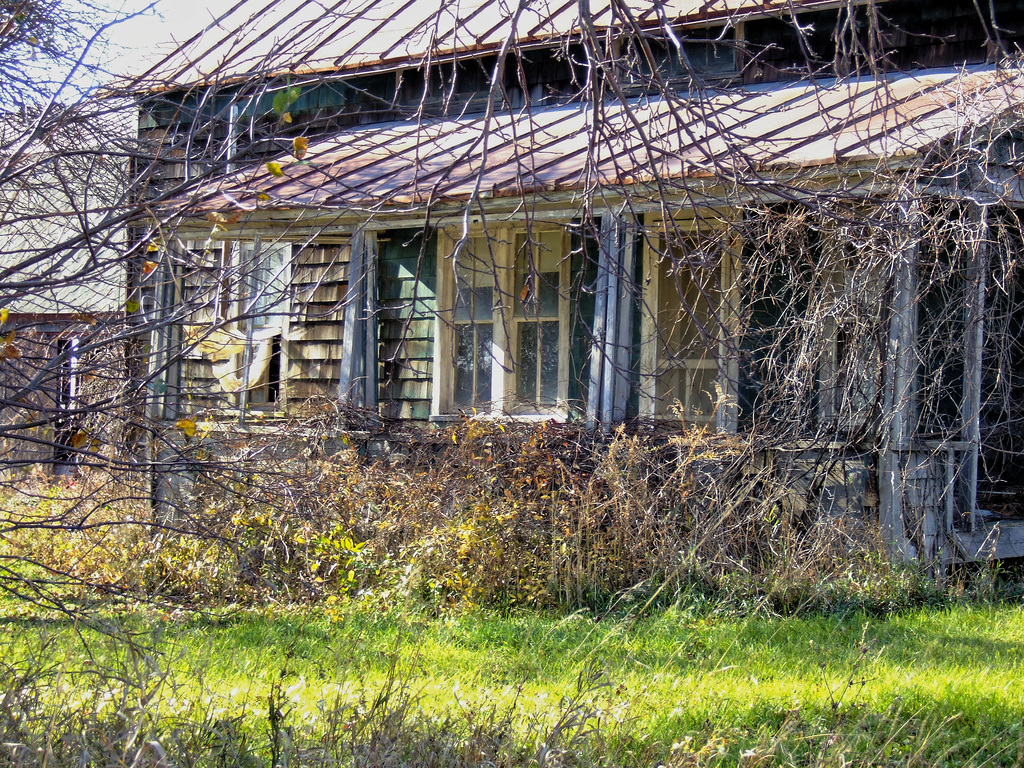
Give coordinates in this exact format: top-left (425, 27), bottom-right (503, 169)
top-left (377, 229), bottom-right (436, 420)
top-left (287, 243), bottom-right (349, 402)
top-left (180, 256), bottom-right (228, 412)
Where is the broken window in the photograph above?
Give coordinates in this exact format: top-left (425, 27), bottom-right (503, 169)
top-left (183, 239), bottom-right (291, 408)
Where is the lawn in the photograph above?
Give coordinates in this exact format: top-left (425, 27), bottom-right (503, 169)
top-left (1, 599), bottom-right (1021, 766)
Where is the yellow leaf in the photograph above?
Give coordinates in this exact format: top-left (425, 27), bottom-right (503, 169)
top-left (147, 242), bottom-right (160, 252)
top-left (3, 331), bottom-right (14, 344)
top-left (205, 211), bottom-right (242, 225)
top-left (281, 112), bottom-right (292, 124)
top-left (266, 161), bottom-right (284, 178)
top-left (142, 261), bottom-right (158, 276)
top-left (0, 308), bottom-right (7, 325)
top-left (257, 192), bottom-right (271, 202)
top-left (293, 137), bottom-right (308, 159)
top-left (125, 300), bottom-right (140, 313)
top-left (70, 431), bottom-right (89, 449)
top-left (176, 419), bottom-right (196, 438)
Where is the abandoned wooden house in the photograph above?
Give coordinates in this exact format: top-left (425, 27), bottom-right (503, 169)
top-left (134, 0), bottom-right (1024, 564)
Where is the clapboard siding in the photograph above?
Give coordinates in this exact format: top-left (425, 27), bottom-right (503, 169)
top-left (287, 243), bottom-right (349, 402)
top-left (180, 253), bottom-right (227, 412)
top-left (377, 229), bottom-right (436, 420)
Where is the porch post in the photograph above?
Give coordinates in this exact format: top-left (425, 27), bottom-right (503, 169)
top-left (586, 219), bottom-right (610, 433)
top-left (612, 221), bottom-right (635, 423)
top-left (879, 201), bottom-right (920, 563)
top-left (587, 213), bottom-right (633, 432)
top-left (339, 228), bottom-right (379, 413)
top-left (960, 202), bottom-right (988, 534)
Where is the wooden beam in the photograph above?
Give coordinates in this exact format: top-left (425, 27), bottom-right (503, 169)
top-left (588, 213), bottom-right (633, 432)
top-left (600, 216), bottom-right (620, 433)
top-left (879, 202), bottom-right (920, 562)
top-left (612, 218), bottom-right (634, 424)
top-left (586, 219), bottom-right (610, 433)
top-left (959, 203), bottom-right (988, 534)
top-left (338, 228), bottom-right (378, 412)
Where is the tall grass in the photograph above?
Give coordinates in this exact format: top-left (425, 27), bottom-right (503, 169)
top-left (0, 602), bottom-right (1021, 766)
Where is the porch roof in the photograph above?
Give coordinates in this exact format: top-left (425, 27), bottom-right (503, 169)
top-left (187, 66), bottom-right (1024, 217)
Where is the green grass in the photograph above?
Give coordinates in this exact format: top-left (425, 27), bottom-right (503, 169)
top-left (1, 600), bottom-right (1022, 766)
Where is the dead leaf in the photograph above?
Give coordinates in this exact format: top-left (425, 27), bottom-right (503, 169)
top-left (72, 313), bottom-right (97, 325)
top-left (142, 261), bottom-right (158, 276)
top-left (71, 431), bottom-right (89, 449)
top-left (293, 137), bottom-right (308, 159)
top-left (204, 211), bottom-right (242, 225)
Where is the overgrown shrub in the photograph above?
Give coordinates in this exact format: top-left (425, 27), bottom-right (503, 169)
top-left (0, 420), bottom-right (961, 613)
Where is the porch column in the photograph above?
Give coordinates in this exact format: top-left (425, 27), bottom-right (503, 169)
top-left (587, 214), bottom-right (635, 433)
top-left (338, 228), bottom-right (379, 413)
top-left (959, 203), bottom-right (988, 534)
top-left (879, 202), bottom-right (920, 563)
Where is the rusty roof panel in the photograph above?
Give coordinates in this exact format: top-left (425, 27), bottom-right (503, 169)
top-left (186, 67), bottom-right (1024, 214)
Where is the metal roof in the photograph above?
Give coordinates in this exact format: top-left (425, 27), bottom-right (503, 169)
top-left (187, 66), bottom-right (1024, 217)
top-left (137, 0), bottom-right (846, 89)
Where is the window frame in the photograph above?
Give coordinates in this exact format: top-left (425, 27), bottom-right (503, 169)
top-left (640, 214), bottom-right (740, 431)
top-left (237, 239), bottom-right (292, 409)
top-left (433, 224), bottom-right (572, 419)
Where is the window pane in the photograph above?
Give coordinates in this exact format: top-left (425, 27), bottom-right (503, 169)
top-left (515, 230), bottom-right (562, 318)
top-left (455, 324), bottom-right (476, 406)
top-left (537, 272), bottom-right (559, 316)
top-left (247, 243), bottom-right (290, 328)
top-left (455, 322), bottom-right (493, 407)
top-left (473, 286), bottom-right (493, 321)
top-left (655, 237), bottom-right (721, 418)
top-left (517, 322), bottom-right (538, 403)
top-left (476, 324), bottom-right (493, 404)
top-left (687, 364), bottom-right (717, 422)
top-left (456, 237), bottom-right (495, 322)
top-left (540, 320), bottom-right (560, 404)
top-left (454, 287), bottom-right (471, 322)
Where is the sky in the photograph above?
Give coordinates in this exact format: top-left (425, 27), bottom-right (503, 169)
top-left (102, 0), bottom-right (235, 79)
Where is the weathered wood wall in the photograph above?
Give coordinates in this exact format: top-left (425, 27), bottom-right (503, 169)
top-left (377, 229), bottom-right (436, 420)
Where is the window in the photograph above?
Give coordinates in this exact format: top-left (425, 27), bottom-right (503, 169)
top-left (183, 239), bottom-right (291, 409)
top-left (511, 229), bottom-right (568, 412)
top-left (642, 224), bottom-right (737, 427)
top-left (439, 226), bottom-right (570, 417)
top-left (452, 234), bottom-right (495, 408)
top-left (52, 337), bottom-right (80, 471)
